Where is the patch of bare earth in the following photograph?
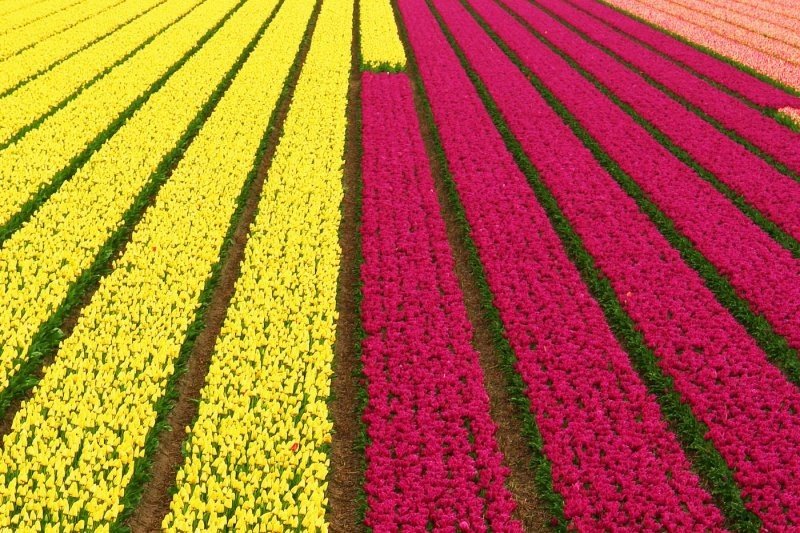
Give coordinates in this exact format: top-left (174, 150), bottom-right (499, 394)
top-left (405, 45), bottom-right (552, 532)
top-left (326, 5), bottom-right (367, 531)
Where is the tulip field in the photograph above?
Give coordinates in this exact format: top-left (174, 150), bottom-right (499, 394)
top-left (1, 0), bottom-right (799, 530)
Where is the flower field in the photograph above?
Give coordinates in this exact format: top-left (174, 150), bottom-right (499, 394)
top-left (1, 0), bottom-right (799, 530)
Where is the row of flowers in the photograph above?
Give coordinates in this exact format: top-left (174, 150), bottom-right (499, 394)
top-left (0, 4), bottom-right (283, 524)
top-left (694, 0), bottom-right (800, 32)
top-left (358, 0), bottom-right (406, 70)
top-left (667, 0), bottom-right (800, 53)
top-left (471, 0), bottom-right (800, 365)
top-left (503, 0), bottom-right (800, 242)
top-left (0, 0), bottom-right (72, 33)
top-left (780, 106), bottom-right (800, 124)
top-left (1, 0), bottom-right (160, 96)
top-left (360, 71), bottom-right (520, 531)
top-left (0, 0), bottom-right (199, 139)
top-left (601, 0), bottom-right (800, 91)
top-left (163, 0), bottom-right (351, 528)
top-left (0, 0), bottom-right (117, 60)
top-left (0, 0), bottom-right (240, 225)
top-left (534, 0), bottom-right (800, 182)
top-left (397, 0), bottom-right (725, 528)
top-left (0, 0), bottom-right (306, 527)
top-left (564, 0), bottom-right (800, 110)
top-left (454, 0), bottom-right (800, 526)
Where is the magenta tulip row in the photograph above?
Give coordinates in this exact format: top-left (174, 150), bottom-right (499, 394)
top-left (544, 0), bottom-right (800, 180)
top-left (615, 0), bottom-right (800, 62)
top-left (436, 0), bottom-right (800, 527)
top-left (360, 71), bottom-right (521, 532)
top-left (565, 0), bottom-right (800, 111)
top-left (600, 0), bottom-right (800, 90)
top-left (395, 0), bottom-right (727, 529)
top-left (498, 0), bottom-right (800, 241)
top-left (466, 0), bottom-right (800, 360)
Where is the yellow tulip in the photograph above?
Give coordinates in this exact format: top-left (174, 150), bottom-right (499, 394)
top-left (0, 0), bottom-right (320, 527)
top-left (164, 0), bottom-right (350, 528)
top-left (359, 0), bottom-right (406, 71)
top-left (0, 0), bottom-right (191, 123)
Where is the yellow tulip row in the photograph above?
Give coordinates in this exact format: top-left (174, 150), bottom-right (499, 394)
top-left (0, 1), bottom-right (29, 14)
top-left (0, 0), bottom-right (32, 17)
top-left (0, 0), bottom-right (202, 142)
top-left (164, 0), bottom-right (351, 528)
top-left (0, 0), bottom-right (122, 60)
top-left (359, 0), bottom-right (406, 70)
top-left (0, 0), bottom-right (272, 430)
top-left (0, 0), bottom-right (36, 17)
top-left (0, 0), bottom-right (173, 96)
top-left (0, 0), bottom-right (316, 528)
top-left (0, 0), bottom-right (240, 223)
top-left (0, 0), bottom-right (80, 34)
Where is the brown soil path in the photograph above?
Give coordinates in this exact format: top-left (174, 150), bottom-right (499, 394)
top-left (326, 0), bottom-right (367, 529)
top-left (393, 1), bottom-right (553, 528)
top-left (126, 2), bottom-right (325, 528)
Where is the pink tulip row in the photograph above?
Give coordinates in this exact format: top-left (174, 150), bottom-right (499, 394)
top-left (633, 0), bottom-right (800, 63)
top-left (441, 0), bottom-right (800, 527)
top-left (499, 0), bottom-right (800, 241)
top-left (665, 0), bottom-right (800, 52)
top-left (600, 0), bottom-right (800, 90)
top-left (396, 0), bottom-right (726, 529)
top-left (781, 107), bottom-right (800, 124)
top-left (536, 0), bottom-right (800, 181)
top-left (562, 0), bottom-right (800, 110)
top-left (761, 0), bottom-right (800, 9)
top-left (731, 0), bottom-right (800, 22)
top-left (733, 0), bottom-right (800, 17)
top-left (555, 0), bottom-right (800, 177)
top-left (688, 0), bottom-right (800, 36)
top-left (468, 0), bottom-right (800, 359)
top-left (360, 71), bottom-right (521, 532)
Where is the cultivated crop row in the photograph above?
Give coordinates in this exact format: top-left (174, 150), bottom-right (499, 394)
top-left (1, 0), bottom-right (799, 530)
top-left (602, 0), bottom-right (800, 92)
top-left (0, 0), bottom-right (197, 132)
top-left (360, 71), bottom-right (520, 531)
top-left (165, 0), bottom-right (350, 527)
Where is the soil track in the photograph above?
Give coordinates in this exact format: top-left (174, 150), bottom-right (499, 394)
top-left (416, 90), bottom-right (552, 533)
top-left (326, 0), bottom-right (367, 528)
top-left (395, 3), bottom-right (552, 527)
top-left (126, 2), bottom-right (325, 528)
